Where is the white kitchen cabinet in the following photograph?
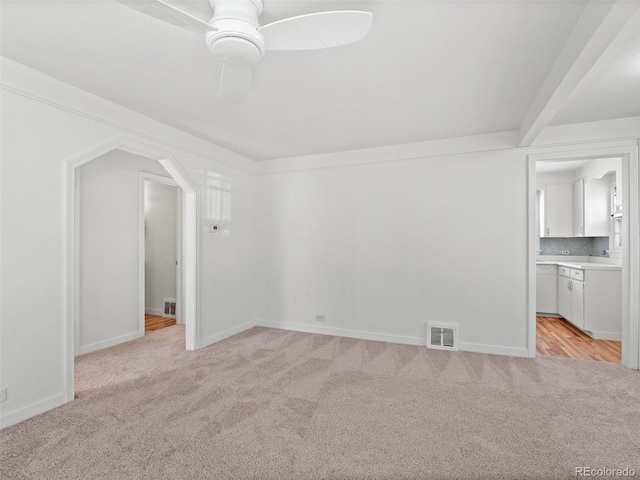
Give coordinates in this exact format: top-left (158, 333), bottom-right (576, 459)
top-left (573, 177), bottom-right (610, 237)
top-left (570, 279), bottom-right (584, 329)
top-left (582, 269), bottom-right (621, 340)
top-left (536, 264), bottom-right (557, 314)
top-left (573, 179), bottom-right (584, 236)
top-left (558, 267), bottom-right (583, 329)
top-left (545, 183), bottom-right (573, 237)
top-left (584, 178), bottom-right (610, 237)
top-left (557, 267), bottom-right (571, 320)
top-left (556, 265), bottom-right (620, 340)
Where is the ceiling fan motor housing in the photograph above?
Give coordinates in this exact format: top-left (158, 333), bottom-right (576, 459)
top-left (206, 0), bottom-right (265, 66)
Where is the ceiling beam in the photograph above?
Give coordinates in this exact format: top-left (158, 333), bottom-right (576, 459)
top-left (518, 0), bottom-right (640, 147)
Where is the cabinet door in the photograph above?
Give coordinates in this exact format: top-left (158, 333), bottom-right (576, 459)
top-left (570, 280), bottom-right (584, 329)
top-left (584, 178), bottom-right (609, 237)
top-left (545, 184), bottom-right (573, 237)
top-left (536, 274), bottom-right (557, 313)
top-left (573, 179), bottom-right (584, 236)
top-left (557, 277), bottom-right (572, 320)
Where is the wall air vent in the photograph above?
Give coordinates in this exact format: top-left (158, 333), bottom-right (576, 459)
top-left (426, 324), bottom-right (458, 351)
top-left (163, 298), bottom-right (176, 318)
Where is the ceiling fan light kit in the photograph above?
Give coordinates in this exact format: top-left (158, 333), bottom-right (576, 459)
top-left (118, 0), bottom-right (373, 104)
top-left (206, 0), bottom-right (265, 67)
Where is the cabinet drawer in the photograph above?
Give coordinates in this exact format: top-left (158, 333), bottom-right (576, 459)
top-left (536, 264), bottom-right (557, 275)
top-left (558, 266), bottom-right (571, 277)
top-left (571, 268), bottom-right (584, 281)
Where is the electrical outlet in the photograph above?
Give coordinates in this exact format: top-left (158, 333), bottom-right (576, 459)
top-left (561, 250), bottom-right (570, 255)
top-left (315, 315), bottom-right (326, 322)
top-left (0, 388), bottom-right (7, 403)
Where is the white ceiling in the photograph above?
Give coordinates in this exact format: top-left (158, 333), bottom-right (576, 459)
top-left (550, 7), bottom-right (640, 126)
top-left (1, 1), bottom-right (639, 161)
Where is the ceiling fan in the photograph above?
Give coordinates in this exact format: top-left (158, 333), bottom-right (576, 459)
top-left (118, 0), bottom-right (373, 104)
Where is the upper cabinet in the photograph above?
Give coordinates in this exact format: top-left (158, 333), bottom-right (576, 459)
top-left (544, 183), bottom-right (573, 237)
top-left (573, 176), bottom-right (610, 237)
top-left (537, 157), bottom-right (621, 240)
top-left (573, 179), bottom-right (584, 236)
top-left (584, 176), bottom-right (610, 237)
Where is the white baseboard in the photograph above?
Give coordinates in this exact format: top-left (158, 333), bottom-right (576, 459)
top-left (256, 320), bottom-right (530, 358)
top-left (78, 331), bottom-right (143, 355)
top-left (0, 392), bottom-right (67, 430)
top-left (257, 320), bottom-right (425, 346)
top-left (586, 330), bottom-right (622, 341)
top-left (199, 320), bottom-right (256, 349)
top-left (458, 342), bottom-right (530, 358)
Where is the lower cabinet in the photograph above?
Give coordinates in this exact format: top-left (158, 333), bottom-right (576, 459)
top-left (555, 266), bottom-right (620, 340)
top-left (536, 264), bottom-right (557, 313)
top-left (570, 278), bottom-right (584, 330)
top-left (558, 265), bottom-right (585, 329)
top-left (557, 269), bottom-right (572, 320)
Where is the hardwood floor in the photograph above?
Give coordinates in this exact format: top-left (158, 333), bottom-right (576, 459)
top-left (145, 314), bottom-right (176, 334)
top-left (536, 316), bottom-right (621, 363)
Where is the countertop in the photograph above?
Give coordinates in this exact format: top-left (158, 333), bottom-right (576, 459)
top-left (536, 260), bottom-right (621, 271)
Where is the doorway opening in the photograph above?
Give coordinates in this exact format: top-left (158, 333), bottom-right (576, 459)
top-left (143, 174), bottom-right (180, 335)
top-left (528, 143), bottom-right (639, 369)
top-left (534, 156), bottom-right (622, 363)
top-left (65, 138), bottom-right (198, 403)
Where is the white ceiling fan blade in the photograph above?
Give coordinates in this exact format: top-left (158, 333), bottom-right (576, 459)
top-left (258, 11), bottom-right (373, 51)
top-left (220, 63), bottom-right (252, 104)
top-left (116, 0), bottom-right (216, 33)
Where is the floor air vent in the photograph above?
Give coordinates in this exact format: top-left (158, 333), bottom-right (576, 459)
top-left (426, 324), bottom-right (458, 351)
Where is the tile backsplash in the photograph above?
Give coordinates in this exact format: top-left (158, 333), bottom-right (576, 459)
top-left (590, 237), bottom-right (609, 256)
top-left (540, 237), bottom-right (609, 256)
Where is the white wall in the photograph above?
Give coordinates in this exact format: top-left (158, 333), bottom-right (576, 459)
top-left (536, 158), bottom-right (621, 190)
top-left (536, 172), bottom-right (576, 188)
top-left (257, 143), bottom-right (530, 356)
top-left (78, 152), bottom-right (170, 354)
top-left (144, 180), bottom-right (178, 317)
top-left (0, 58), bottom-right (257, 428)
top-left (578, 157), bottom-right (621, 184)
top-left (578, 157), bottom-right (622, 209)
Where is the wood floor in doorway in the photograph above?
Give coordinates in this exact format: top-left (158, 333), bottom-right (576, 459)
top-left (145, 314), bottom-right (176, 334)
top-left (536, 316), bottom-right (621, 363)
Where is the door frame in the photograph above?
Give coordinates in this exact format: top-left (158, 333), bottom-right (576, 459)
top-left (527, 140), bottom-right (639, 369)
top-left (65, 137), bottom-right (199, 403)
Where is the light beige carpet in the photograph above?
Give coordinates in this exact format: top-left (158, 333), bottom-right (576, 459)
top-left (1, 325), bottom-right (639, 479)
